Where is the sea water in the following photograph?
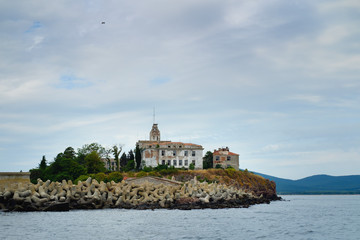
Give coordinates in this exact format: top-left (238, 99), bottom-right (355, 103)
top-left (1, 195), bottom-right (359, 240)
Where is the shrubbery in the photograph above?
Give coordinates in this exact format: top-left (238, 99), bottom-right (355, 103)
top-left (74, 172), bottom-right (123, 184)
top-left (189, 163), bottom-right (195, 170)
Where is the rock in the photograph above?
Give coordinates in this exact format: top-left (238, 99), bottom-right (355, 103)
top-left (43, 202), bottom-right (70, 211)
top-left (0, 176), bottom-right (279, 211)
top-left (85, 177), bottom-right (92, 187)
top-left (38, 186), bottom-right (49, 199)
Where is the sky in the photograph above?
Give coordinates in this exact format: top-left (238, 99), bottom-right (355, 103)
top-left (1, 0), bottom-right (359, 179)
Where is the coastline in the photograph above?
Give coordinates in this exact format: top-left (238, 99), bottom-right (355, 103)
top-left (0, 176), bottom-right (280, 212)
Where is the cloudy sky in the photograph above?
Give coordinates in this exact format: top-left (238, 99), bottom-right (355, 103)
top-left (1, 0), bottom-right (359, 179)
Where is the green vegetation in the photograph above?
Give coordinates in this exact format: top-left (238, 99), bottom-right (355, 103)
top-left (202, 151), bottom-right (213, 169)
top-left (135, 144), bottom-right (142, 170)
top-left (29, 143), bottom-right (135, 183)
top-left (31, 145), bottom-right (273, 196)
top-left (75, 172), bottom-right (123, 184)
top-left (189, 163), bottom-right (195, 170)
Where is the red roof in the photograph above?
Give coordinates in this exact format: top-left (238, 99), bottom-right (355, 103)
top-left (146, 141), bottom-right (202, 147)
top-left (213, 150), bottom-right (239, 156)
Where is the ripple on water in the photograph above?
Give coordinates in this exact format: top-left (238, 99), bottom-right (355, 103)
top-left (1, 195), bottom-right (360, 240)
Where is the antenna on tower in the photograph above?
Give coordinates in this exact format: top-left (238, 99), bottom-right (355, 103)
top-left (153, 107), bottom-right (156, 124)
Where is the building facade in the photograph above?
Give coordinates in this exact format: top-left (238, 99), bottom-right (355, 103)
top-left (213, 147), bottom-right (239, 169)
top-left (137, 124), bottom-right (204, 169)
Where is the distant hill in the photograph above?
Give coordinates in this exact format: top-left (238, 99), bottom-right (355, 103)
top-left (252, 172), bottom-right (360, 194)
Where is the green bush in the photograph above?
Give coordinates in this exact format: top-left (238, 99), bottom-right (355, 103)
top-left (29, 169), bottom-right (43, 184)
top-left (142, 166), bottom-right (153, 172)
top-left (136, 171), bottom-right (148, 178)
top-left (215, 164), bottom-right (223, 169)
top-left (107, 172), bottom-right (123, 182)
top-left (155, 164), bottom-right (168, 171)
top-left (189, 163), bottom-right (195, 170)
top-left (124, 160), bottom-right (135, 172)
top-left (95, 172), bottom-right (106, 182)
top-left (75, 174), bottom-right (92, 184)
top-left (55, 173), bottom-right (72, 182)
top-left (159, 166), bottom-right (178, 175)
top-left (148, 171), bottom-right (161, 177)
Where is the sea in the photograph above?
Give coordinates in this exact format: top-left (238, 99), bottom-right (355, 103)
top-left (1, 195), bottom-right (359, 240)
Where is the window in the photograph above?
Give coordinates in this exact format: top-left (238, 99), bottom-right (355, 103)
top-left (167, 160), bottom-right (171, 166)
top-left (216, 156), bottom-right (220, 161)
top-left (192, 160), bottom-right (195, 165)
top-left (185, 160), bottom-right (188, 166)
top-left (162, 160), bottom-right (165, 165)
top-left (192, 151), bottom-right (196, 156)
top-left (184, 151), bottom-right (188, 156)
top-left (227, 156), bottom-right (231, 161)
top-left (173, 150), bottom-right (176, 156)
top-left (168, 145), bottom-right (171, 148)
top-left (149, 145), bottom-right (151, 148)
top-left (161, 150), bottom-right (165, 156)
top-left (173, 160), bottom-right (177, 166)
top-left (179, 146), bottom-right (182, 148)
top-left (179, 160), bottom-right (183, 166)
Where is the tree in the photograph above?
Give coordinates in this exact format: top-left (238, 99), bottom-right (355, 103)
top-left (203, 151), bottom-right (213, 169)
top-left (135, 144), bottom-right (142, 170)
top-left (104, 148), bottom-right (112, 171)
top-left (124, 159), bottom-right (135, 172)
top-left (189, 163), bottom-right (195, 170)
top-left (85, 151), bottom-right (106, 174)
top-left (77, 143), bottom-right (106, 164)
top-left (120, 152), bottom-right (127, 170)
top-left (215, 164), bottom-right (223, 169)
top-left (46, 148), bottom-right (87, 181)
top-left (128, 149), bottom-right (134, 161)
top-left (63, 147), bottom-right (76, 159)
top-left (122, 150), bottom-right (135, 172)
top-left (111, 144), bottom-right (122, 172)
top-left (31, 147), bottom-right (87, 183)
top-left (39, 155), bottom-right (47, 171)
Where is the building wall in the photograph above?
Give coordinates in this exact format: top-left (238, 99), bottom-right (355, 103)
top-left (213, 153), bottom-right (239, 169)
top-left (101, 158), bottom-right (118, 171)
top-left (138, 142), bottom-right (204, 169)
top-left (158, 148), bottom-right (203, 169)
top-left (0, 172), bottom-right (30, 187)
top-left (137, 124), bottom-right (204, 169)
top-left (142, 149), bottom-right (159, 167)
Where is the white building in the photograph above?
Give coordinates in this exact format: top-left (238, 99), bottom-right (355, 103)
top-left (137, 124), bottom-right (204, 169)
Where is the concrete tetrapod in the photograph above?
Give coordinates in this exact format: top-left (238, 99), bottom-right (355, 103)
top-left (0, 176), bottom-right (276, 212)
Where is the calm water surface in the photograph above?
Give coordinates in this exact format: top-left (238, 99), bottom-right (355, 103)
top-left (1, 195), bottom-right (359, 240)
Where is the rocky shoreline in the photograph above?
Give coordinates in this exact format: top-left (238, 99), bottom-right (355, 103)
top-left (0, 177), bottom-right (280, 212)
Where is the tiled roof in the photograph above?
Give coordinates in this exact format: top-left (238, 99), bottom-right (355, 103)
top-left (213, 150), bottom-right (239, 156)
top-left (141, 141), bottom-right (202, 148)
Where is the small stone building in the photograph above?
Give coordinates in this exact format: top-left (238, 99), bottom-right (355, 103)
top-left (137, 124), bottom-right (204, 169)
top-left (213, 147), bottom-right (239, 169)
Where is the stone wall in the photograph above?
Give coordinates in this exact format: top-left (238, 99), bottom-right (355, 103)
top-left (0, 172), bottom-right (30, 187)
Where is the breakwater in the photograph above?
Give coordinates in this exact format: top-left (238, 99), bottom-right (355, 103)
top-left (0, 172), bottom-right (30, 185)
top-left (0, 177), bottom-right (278, 212)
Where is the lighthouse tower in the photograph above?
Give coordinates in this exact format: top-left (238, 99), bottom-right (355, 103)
top-left (150, 124), bottom-right (160, 142)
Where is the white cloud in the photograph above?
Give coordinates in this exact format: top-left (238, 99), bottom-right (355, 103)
top-left (262, 144), bottom-right (283, 152)
top-left (288, 95), bottom-right (323, 104)
top-left (27, 35), bottom-right (44, 51)
top-left (317, 0), bottom-right (360, 12)
top-left (0, 0), bottom-right (359, 179)
top-left (317, 25), bottom-right (350, 45)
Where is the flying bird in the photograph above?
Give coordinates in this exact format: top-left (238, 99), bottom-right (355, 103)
top-left (101, 22), bottom-right (105, 24)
